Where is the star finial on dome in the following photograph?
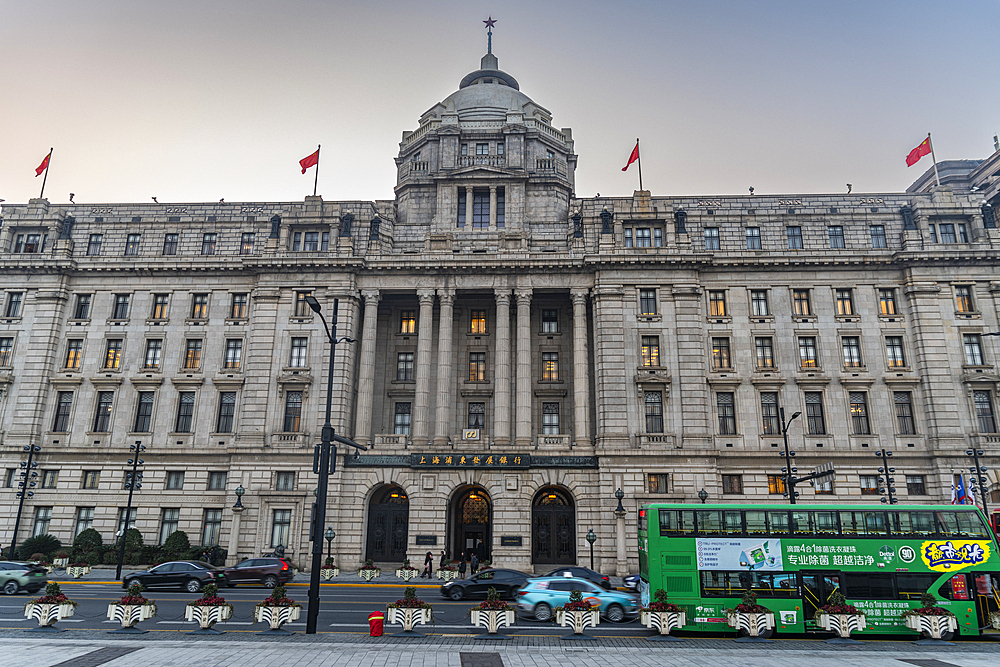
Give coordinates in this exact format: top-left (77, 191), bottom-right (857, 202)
top-left (483, 16), bottom-right (497, 53)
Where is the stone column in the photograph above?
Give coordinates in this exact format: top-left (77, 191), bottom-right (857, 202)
top-left (493, 290), bottom-right (512, 446)
top-left (465, 187), bottom-right (474, 228)
top-left (352, 289), bottom-right (381, 446)
top-left (571, 289), bottom-right (591, 447)
top-left (412, 289), bottom-right (437, 446)
top-left (514, 288), bottom-right (533, 447)
top-left (226, 507), bottom-right (243, 566)
top-left (434, 288), bottom-right (456, 445)
top-left (489, 186), bottom-right (498, 229)
top-left (615, 509), bottom-right (627, 576)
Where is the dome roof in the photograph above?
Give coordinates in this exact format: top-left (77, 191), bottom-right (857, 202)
top-left (435, 53), bottom-right (534, 122)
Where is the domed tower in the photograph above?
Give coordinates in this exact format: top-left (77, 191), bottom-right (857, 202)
top-left (394, 35), bottom-right (577, 247)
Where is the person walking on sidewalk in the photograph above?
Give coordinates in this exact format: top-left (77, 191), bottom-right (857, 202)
top-left (439, 550), bottom-right (447, 570)
top-left (470, 552), bottom-right (479, 575)
top-left (421, 551), bottom-right (433, 578)
top-left (458, 551), bottom-right (467, 579)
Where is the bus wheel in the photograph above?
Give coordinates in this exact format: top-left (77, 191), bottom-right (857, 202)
top-left (739, 628), bottom-right (773, 639)
top-left (938, 630), bottom-right (955, 641)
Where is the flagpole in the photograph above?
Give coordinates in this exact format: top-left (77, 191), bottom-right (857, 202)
top-left (927, 133), bottom-right (940, 187)
top-left (635, 138), bottom-right (643, 192)
top-left (39, 148), bottom-right (53, 199)
top-left (313, 145), bottom-right (320, 197)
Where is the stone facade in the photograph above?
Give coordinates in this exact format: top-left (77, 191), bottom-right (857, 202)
top-left (1, 48), bottom-right (999, 575)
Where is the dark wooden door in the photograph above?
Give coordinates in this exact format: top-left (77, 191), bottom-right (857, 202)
top-left (532, 503), bottom-right (575, 564)
top-left (366, 503), bottom-right (409, 562)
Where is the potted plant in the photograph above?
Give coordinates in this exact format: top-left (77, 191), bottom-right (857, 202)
top-left (52, 550), bottom-right (71, 569)
top-left (254, 584), bottom-right (302, 634)
top-left (24, 582), bottom-right (76, 632)
top-left (640, 589), bottom-right (687, 641)
top-left (107, 582), bottom-right (157, 634)
top-left (725, 590), bottom-right (775, 641)
top-left (320, 556), bottom-right (339, 580)
top-left (470, 586), bottom-right (515, 639)
top-left (437, 563), bottom-right (458, 581)
top-left (396, 558), bottom-right (420, 582)
top-left (184, 583), bottom-right (234, 635)
top-left (386, 586), bottom-right (433, 636)
top-left (901, 592), bottom-right (958, 642)
top-left (358, 558), bottom-right (381, 582)
top-left (555, 588), bottom-right (600, 639)
top-left (29, 554), bottom-right (54, 574)
top-left (814, 590), bottom-right (866, 642)
top-left (478, 561), bottom-right (492, 571)
top-left (66, 562), bottom-right (91, 579)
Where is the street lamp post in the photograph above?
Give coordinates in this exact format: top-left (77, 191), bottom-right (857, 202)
top-left (966, 448), bottom-right (991, 514)
top-left (613, 489), bottom-right (627, 577)
top-left (585, 529), bottom-right (597, 571)
top-left (698, 489), bottom-right (708, 504)
top-left (8, 445), bottom-right (40, 559)
top-left (325, 527), bottom-right (335, 563)
top-left (875, 449), bottom-right (897, 505)
top-left (116, 441), bottom-right (145, 580)
top-left (779, 408), bottom-right (802, 504)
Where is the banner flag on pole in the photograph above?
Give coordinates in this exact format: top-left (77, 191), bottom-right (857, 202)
top-left (299, 149), bottom-right (320, 174)
top-left (906, 136), bottom-right (932, 167)
top-left (35, 152), bottom-right (51, 177)
top-left (621, 140), bottom-right (639, 172)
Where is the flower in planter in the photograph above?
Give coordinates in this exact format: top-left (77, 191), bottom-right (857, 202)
top-left (323, 556), bottom-right (336, 568)
top-left (387, 586), bottom-right (432, 610)
top-left (67, 562), bottom-right (90, 569)
top-left (554, 588), bottom-right (597, 613)
top-left (360, 558), bottom-right (378, 571)
top-left (190, 584), bottom-right (234, 612)
top-left (726, 589), bottom-right (770, 616)
top-left (640, 589), bottom-right (682, 613)
top-left (817, 590), bottom-right (861, 616)
top-left (474, 587), bottom-right (510, 612)
top-left (117, 582), bottom-right (156, 610)
top-left (26, 582), bottom-right (77, 610)
top-left (901, 591), bottom-right (956, 619)
top-left (438, 564), bottom-right (456, 571)
top-left (255, 584), bottom-right (302, 610)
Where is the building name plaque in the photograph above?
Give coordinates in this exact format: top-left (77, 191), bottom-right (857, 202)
top-left (411, 453), bottom-right (530, 469)
top-left (499, 536), bottom-right (523, 547)
top-left (345, 454), bottom-right (598, 469)
top-left (415, 535), bottom-right (437, 546)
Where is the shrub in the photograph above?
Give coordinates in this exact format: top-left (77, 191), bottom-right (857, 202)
top-left (161, 530), bottom-right (190, 560)
top-left (16, 535), bottom-right (62, 560)
top-left (29, 553), bottom-right (49, 563)
top-left (72, 529), bottom-right (103, 561)
top-left (54, 549), bottom-right (71, 559)
top-left (101, 548), bottom-right (120, 565)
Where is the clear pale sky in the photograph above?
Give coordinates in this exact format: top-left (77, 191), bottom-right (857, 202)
top-left (2, 0), bottom-right (997, 205)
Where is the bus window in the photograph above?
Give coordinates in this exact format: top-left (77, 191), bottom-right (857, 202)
top-left (840, 511), bottom-right (887, 536)
top-left (954, 511), bottom-right (989, 538)
top-left (940, 574), bottom-right (970, 601)
top-left (936, 512), bottom-right (961, 537)
top-left (791, 510), bottom-right (814, 536)
top-left (815, 511), bottom-right (838, 535)
top-left (896, 573), bottom-right (938, 600)
top-left (724, 511), bottom-right (743, 535)
top-left (864, 511), bottom-right (888, 535)
top-left (700, 571), bottom-right (742, 597)
top-left (696, 510), bottom-right (724, 535)
top-left (659, 509), bottom-right (694, 536)
top-left (768, 511), bottom-right (791, 535)
top-left (843, 572), bottom-right (895, 599)
top-left (638, 508), bottom-right (647, 532)
top-left (891, 511), bottom-right (934, 537)
top-left (766, 572), bottom-right (798, 598)
top-left (745, 511), bottom-right (767, 535)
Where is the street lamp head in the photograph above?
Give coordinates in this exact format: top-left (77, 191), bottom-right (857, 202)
top-left (698, 488), bottom-right (708, 503)
top-left (585, 529), bottom-right (597, 545)
top-left (233, 484), bottom-right (245, 509)
top-left (235, 485), bottom-right (245, 497)
top-left (325, 527), bottom-right (335, 541)
top-left (615, 488), bottom-right (624, 501)
top-left (304, 295), bottom-right (322, 314)
top-left (789, 411), bottom-right (801, 421)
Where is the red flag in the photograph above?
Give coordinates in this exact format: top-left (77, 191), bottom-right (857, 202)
top-left (35, 152), bottom-right (50, 177)
top-left (621, 141), bottom-right (639, 171)
top-left (299, 149), bottom-right (319, 174)
top-left (906, 137), bottom-right (932, 167)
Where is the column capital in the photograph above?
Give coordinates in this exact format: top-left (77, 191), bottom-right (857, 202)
top-left (514, 287), bottom-right (532, 304)
top-left (360, 289), bottom-right (381, 305)
top-left (570, 288), bottom-right (590, 305)
top-left (416, 288), bottom-right (436, 305)
top-left (437, 287), bottom-right (456, 305)
top-left (494, 289), bottom-right (511, 306)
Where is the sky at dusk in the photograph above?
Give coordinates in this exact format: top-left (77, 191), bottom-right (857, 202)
top-left (2, 0), bottom-right (998, 205)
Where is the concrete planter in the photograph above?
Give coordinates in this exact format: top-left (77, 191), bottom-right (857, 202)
top-left (66, 566), bottom-right (91, 579)
top-left (320, 567), bottom-right (339, 581)
top-left (556, 608), bottom-right (600, 638)
top-left (437, 569), bottom-right (458, 581)
top-left (904, 613), bottom-right (958, 641)
top-left (107, 603), bottom-right (156, 634)
top-left (816, 612), bottom-right (866, 639)
top-left (358, 568), bottom-right (381, 582)
top-left (640, 610), bottom-right (687, 641)
top-left (184, 604), bottom-right (232, 634)
top-left (470, 608), bottom-right (515, 638)
top-left (386, 606), bottom-right (432, 635)
top-left (24, 602), bottom-right (74, 632)
top-left (396, 568), bottom-right (420, 582)
top-left (727, 611), bottom-right (775, 640)
top-left (254, 605), bottom-right (301, 634)
top-left (52, 558), bottom-right (69, 569)
top-left (991, 611), bottom-right (1000, 631)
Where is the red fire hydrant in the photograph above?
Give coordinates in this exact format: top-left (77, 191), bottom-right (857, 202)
top-left (368, 610), bottom-right (384, 637)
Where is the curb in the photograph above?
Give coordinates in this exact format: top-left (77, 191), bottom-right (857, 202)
top-left (55, 580), bottom-right (442, 589)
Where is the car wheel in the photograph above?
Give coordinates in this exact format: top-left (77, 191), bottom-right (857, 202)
top-left (185, 578), bottom-right (202, 593)
top-left (2, 580), bottom-right (18, 595)
top-left (262, 575), bottom-right (278, 589)
top-left (449, 587), bottom-right (464, 601)
top-left (605, 603), bottom-right (625, 623)
top-left (533, 602), bottom-right (553, 622)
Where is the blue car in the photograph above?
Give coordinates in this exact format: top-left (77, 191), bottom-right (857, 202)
top-left (515, 576), bottom-right (639, 622)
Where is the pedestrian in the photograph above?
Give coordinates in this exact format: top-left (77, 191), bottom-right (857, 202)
top-left (421, 551), bottom-right (433, 578)
top-left (439, 550), bottom-right (447, 569)
top-left (470, 552), bottom-right (479, 574)
top-left (458, 551), bottom-right (467, 579)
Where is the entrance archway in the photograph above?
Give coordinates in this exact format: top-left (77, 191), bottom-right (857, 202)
top-left (450, 486), bottom-right (491, 562)
top-left (532, 487), bottom-right (575, 565)
top-left (365, 485), bottom-right (409, 562)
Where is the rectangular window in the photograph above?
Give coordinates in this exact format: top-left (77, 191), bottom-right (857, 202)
top-left (104, 339), bottom-right (123, 369)
top-left (636, 228), bottom-right (652, 247)
top-left (93, 391), bottom-right (114, 432)
top-left (476, 143), bottom-right (488, 155)
top-left (798, 336), bottom-right (818, 368)
top-left (648, 473), bottom-right (668, 494)
top-left (64, 339), bottom-right (83, 369)
top-left (717, 392), bottom-right (736, 435)
top-left (151, 294), bottom-right (169, 319)
top-left (496, 142), bottom-right (504, 155)
top-left (955, 286), bottom-right (974, 312)
top-left (240, 232), bottom-right (255, 255)
top-left (496, 188), bottom-right (505, 227)
top-left (704, 227), bottom-right (720, 250)
top-left (0, 337), bottom-right (12, 367)
top-left (125, 233), bottom-right (141, 256)
top-left (745, 227), bottom-right (762, 249)
top-left (203, 509), bottom-right (223, 546)
top-left (541, 351), bottom-right (558, 381)
top-left (283, 391), bottom-right (302, 431)
top-left (470, 309), bottom-right (487, 334)
top-left (754, 337), bottom-right (775, 369)
top-left (134, 391), bottom-right (154, 432)
top-left (472, 190), bottom-right (489, 228)
top-left (275, 471), bottom-right (295, 491)
top-left (760, 392), bottom-right (779, 435)
top-left (208, 472), bottom-right (227, 490)
top-left (160, 508), bottom-right (180, 545)
top-left (112, 294), bottom-right (130, 319)
top-left (302, 231), bottom-right (320, 251)
top-left (805, 392), bottom-right (826, 435)
top-left (33, 507), bottom-right (52, 536)
top-left (467, 402), bottom-right (486, 430)
top-left (878, 288), bottom-right (897, 315)
top-left (828, 226), bottom-right (845, 249)
top-left (939, 223), bottom-right (957, 243)
top-left (974, 390), bottom-right (997, 433)
top-left (929, 224), bottom-right (938, 243)
top-left (53, 391), bottom-right (73, 431)
top-left (73, 294), bottom-right (92, 319)
top-left (842, 336), bottom-right (863, 368)
top-left (641, 336), bottom-right (660, 367)
top-left (964, 334), bottom-right (984, 365)
top-left (622, 228), bottom-right (631, 248)
top-left (859, 474), bottom-right (879, 495)
top-left (786, 226), bottom-right (803, 249)
top-left (894, 391), bottom-right (916, 435)
top-left (885, 336), bottom-right (906, 367)
top-left (541, 309), bottom-right (559, 333)
top-left (118, 507), bottom-right (137, 533)
top-left (87, 234), bottom-right (103, 255)
top-left (75, 507), bottom-right (95, 537)
top-left (457, 188), bottom-right (466, 227)
top-left (850, 392), bottom-right (871, 435)
top-left (541, 402), bottom-right (560, 435)
top-left (292, 291), bottom-right (312, 317)
top-left (162, 233), bottom-right (178, 255)
top-left (400, 310), bottom-right (416, 334)
top-left (712, 337), bottom-right (731, 370)
top-left (644, 391), bottom-right (664, 433)
top-left (393, 402), bottom-right (411, 435)
top-left (835, 288), bottom-right (854, 316)
top-left (906, 475), bottom-right (926, 496)
top-left (271, 509), bottom-right (291, 548)
top-left (654, 227), bottom-right (662, 247)
top-left (288, 337), bottom-right (308, 367)
top-left (959, 223), bottom-right (969, 243)
top-left (396, 352), bottom-right (414, 381)
top-left (184, 339), bottom-right (202, 369)
top-left (5, 292), bottom-right (23, 318)
top-left (144, 339), bottom-right (162, 369)
top-left (792, 289), bottom-right (811, 316)
top-left (722, 474), bottom-right (743, 495)
top-left (201, 233), bottom-right (216, 255)
top-left (469, 351), bottom-right (487, 381)
top-left (175, 391), bottom-right (195, 432)
top-left (814, 477), bottom-right (834, 495)
top-left (191, 294), bottom-right (209, 319)
top-left (41, 470), bottom-right (58, 489)
top-left (216, 392), bottom-right (236, 433)
top-left (639, 289), bottom-right (657, 316)
top-left (870, 225), bottom-right (887, 248)
top-left (708, 291), bottom-right (727, 317)
top-left (750, 290), bottom-right (769, 316)
top-left (224, 339), bottom-right (243, 369)
top-left (767, 474), bottom-right (786, 495)
top-left (230, 293), bottom-right (248, 319)
top-left (166, 471), bottom-right (185, 490)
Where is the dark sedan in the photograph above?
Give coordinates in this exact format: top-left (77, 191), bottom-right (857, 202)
top-left (223, 557), bottom-right (294, 588)
top-left (544, 566), bottom-right (611, 590)
top-left (122, 560), bottom-right (227, 593)
top-left (440, 568), bottom-right (530, 600)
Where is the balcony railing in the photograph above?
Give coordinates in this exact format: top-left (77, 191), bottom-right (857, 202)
top-left (459, 155), bottom-right (505, 167)
top-left (374, 434), bottom-right (408, 447)
top-left (537, 434), bottom-right (570, 447)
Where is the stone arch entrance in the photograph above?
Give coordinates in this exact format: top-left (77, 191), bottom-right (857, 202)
top-left (450, 486), bottom-right (491, 562)
top-left (532, 486), bottom-right (575, 565)
top-left (365, 484), bottom-right (409, 562)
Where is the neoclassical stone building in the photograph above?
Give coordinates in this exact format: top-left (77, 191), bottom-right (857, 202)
top-left (2, 45), bottom-right (999, 574)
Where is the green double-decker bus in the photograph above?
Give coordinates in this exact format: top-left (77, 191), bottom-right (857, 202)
top-left (638, 503), bottom-right (1000, 637)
